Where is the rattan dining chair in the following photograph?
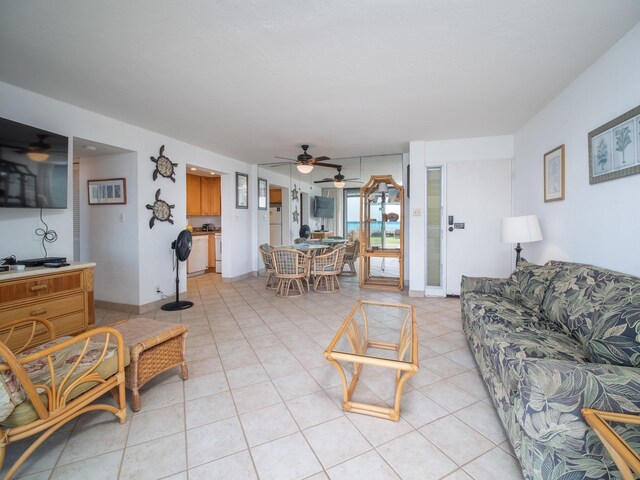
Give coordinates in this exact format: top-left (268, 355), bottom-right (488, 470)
top-left (272, 248), bottom-right (309, 297)
top-left (311, 245), bottom-right (346, 293)
top-left (341, 239), bottom-right (360, 276)
top-left (258, 243), bottom-right (278, 289)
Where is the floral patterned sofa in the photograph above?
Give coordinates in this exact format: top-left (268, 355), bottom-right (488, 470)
top-left (461, 260), bottom-right (640, 480)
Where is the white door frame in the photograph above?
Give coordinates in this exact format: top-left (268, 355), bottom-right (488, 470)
top-left (425, 164), bottom-right (447, 297)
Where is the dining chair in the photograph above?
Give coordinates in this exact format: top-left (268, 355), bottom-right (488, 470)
top-left (258, 243), bottom-right (277, 289)
top-left (271, 248), bottom-right (309, 297)
top-left (341, 239), bottom-right (360, 276)
top-left (311, 245), bottom-right (346, 293)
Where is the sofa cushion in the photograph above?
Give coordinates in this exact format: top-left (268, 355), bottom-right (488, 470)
top-left (507, 261), bottom-right (562, 315)
top-left (583, 304), bottom-right (640, 367)
top-left (542, 262), bottom-right (640, 349)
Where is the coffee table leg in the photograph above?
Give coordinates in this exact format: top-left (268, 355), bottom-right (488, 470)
top-left (181, 362), bottom-right (189, 380)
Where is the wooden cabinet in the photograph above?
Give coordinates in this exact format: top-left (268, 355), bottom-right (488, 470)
top-left (186, 175), bottom-right (201, 216)
top-left (187, 174), bottom-right (221, 217)
top-left (211, 177), bottom-right (221, 216)
top-left (360, 175), bottom-right (404, 291)
top-left (0, 264), bottom-right (95, 348)
top-left (200, 177), bottom-right (213, 216)
top-left (310, 231), bottom-right (334, 239)
top-left (208, 234), bottom-right (216, 271)
top-left (270, 188), bottom-right (282, 204)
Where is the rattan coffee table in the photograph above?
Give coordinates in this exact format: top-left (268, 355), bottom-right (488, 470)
top-left (110, 318), bottom-right (188, 412)
top-left (324, 300), bottom-right (418, 421)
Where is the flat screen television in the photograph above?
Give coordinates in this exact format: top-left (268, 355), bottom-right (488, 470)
top-left (313, 196), bottom-right (334, 218)
top-left (0, 117), bottom-right (69, 209)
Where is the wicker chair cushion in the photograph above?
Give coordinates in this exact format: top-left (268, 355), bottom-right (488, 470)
top-left (0, 336), bottom-right (130, 426)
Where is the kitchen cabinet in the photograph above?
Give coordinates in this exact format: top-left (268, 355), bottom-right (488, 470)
top-left (0, 263), bottom-right (95, 349)
top-left (186, 175), bottom-right (201, 216)
top-left (187, 236), bottom-right (208, 273)
top-left (269, 188), bottom-right (282, 204)
top-left (208, 234), bottom-right (216, 271)
top-left (187, 174), bottom-right (221, 217)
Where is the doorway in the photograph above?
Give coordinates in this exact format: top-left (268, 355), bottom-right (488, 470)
top-left (426, 158), bottom-right (512, 296)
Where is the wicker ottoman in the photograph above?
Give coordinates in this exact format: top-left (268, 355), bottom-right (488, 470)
top-left (110, 318), bottom-right (188, 412)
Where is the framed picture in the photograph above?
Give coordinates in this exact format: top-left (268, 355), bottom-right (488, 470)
top-left (236, 172), bottom-right (248, 209)
top-left (544, 145), bottom-right (565, 202)
top-left (88, 178), bottom-right (127, 205)
top-left (258, 177), bottom-right (268, 210)
top-left (588, 104), bottom-right (640, 184)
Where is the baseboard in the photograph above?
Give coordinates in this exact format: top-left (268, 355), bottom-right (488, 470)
top-left (408, 289), bottom-right (424, 298)
top-left (222, 271), bottom-right (258, 282)
top-left (96, 292), bottom-right (189, 315)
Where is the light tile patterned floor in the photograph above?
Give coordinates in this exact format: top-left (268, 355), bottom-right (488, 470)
top-left (1, 273), bottom-right (525, 480)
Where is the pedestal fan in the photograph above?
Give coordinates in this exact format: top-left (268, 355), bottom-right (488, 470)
top-left (161, 229), bottom-right (194, 311)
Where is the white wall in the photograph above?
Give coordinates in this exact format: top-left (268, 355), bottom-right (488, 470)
top-left (79, 152), bottom-right (140, 304)
top-left (514, 23), bottom-right (640, 277)
top-left (409, 135), bottom-right (514, 295)
top-left (0, 81), bottom-right (253, 306)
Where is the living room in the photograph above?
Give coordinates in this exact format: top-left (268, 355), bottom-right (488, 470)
top-left (0, 2), bottom-right (639, 479)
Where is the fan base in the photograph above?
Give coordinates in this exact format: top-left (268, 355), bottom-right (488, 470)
top-left (160, 300), bottom-right (194, 311)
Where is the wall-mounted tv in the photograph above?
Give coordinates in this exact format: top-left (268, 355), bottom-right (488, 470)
top-left (313, 196), bottom-right (335, 218)
top-left (0, 117), bottom-right (69, 209)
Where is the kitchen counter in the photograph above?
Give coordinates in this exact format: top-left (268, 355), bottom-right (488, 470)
top-left (191, 230), bottom-right (220, 236)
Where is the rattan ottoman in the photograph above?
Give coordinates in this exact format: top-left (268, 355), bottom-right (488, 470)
top-left (110, 318), bottom-right (188, 412)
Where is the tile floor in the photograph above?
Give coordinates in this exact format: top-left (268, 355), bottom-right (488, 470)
top-left (1, 273), bottom-right (525, 480)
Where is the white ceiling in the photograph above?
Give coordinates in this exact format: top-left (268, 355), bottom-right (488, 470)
top-left (1, 1), bottom-right (639, 165)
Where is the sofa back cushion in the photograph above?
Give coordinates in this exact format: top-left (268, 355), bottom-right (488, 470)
top-left (507, 261), bottom-right (561, 314)
top-left (542, 261), bottom-right (640, 365)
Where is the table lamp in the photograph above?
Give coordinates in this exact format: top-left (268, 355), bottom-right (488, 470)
top-left (501, 215), bottom-right (543, 266)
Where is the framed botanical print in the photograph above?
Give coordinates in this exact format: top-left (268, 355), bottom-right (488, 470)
top-left (588, 105), bottom-right (640, 184)
top-left (544, 145), bottom-right (565, 202)
top-left (258, 177), bottom-right (267, 210)
top-left (236, 172), bottom-right (248, 209)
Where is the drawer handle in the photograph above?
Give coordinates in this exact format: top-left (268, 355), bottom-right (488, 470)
top-left (30, 308), bottom-right (47, 316)
top-left (29, 285), bottom-right (48, 292)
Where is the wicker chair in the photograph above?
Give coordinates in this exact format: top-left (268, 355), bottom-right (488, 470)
top-left (311, 245), bottom-right (346, 293)
top-left (0, 317), bottom-right (127, 479)
top-left (258, 243), bottom-right (278, 289)
top-left (271, 248), bottom-right (309, 297)
top-left (341, 239), bottom-right (360, 276)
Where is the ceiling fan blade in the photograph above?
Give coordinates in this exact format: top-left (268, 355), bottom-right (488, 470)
top-left (312, 156), bottom-right (331, 162)
top-left (261, 161), bottom-right (292, 167)
top-left (313, 178), bottom-right (333, 183)
top-left (344, 178), bottom-right (362, 182)
top-left (274, 156), bottom-right (295, 161)
top-left (313, 162), bottom-right (342, 169)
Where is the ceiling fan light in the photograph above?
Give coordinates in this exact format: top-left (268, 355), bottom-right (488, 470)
top-left (333, 180), bottom-right (346, 188)
top-left (27, 151), bottom-right (49, 162)
top-left (297, 164), bottom-right (313, 174)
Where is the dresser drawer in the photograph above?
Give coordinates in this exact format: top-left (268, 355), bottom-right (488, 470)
top-left (0, 271), bottom-right (84, 304)
top-left (1, 292), bottom-right (85, 323)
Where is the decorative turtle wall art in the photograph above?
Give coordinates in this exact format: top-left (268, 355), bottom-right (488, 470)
top-left (146, 189), bottom-right (175, 228)
top-left (292, 206), bottom-right (299, 224)
top-left (150, 145), bottom-right (178, 182)
top-left (291, 184), bottom-right (299, 200)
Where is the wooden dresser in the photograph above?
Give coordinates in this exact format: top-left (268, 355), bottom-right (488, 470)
top-left (0, 263), bottom-right (95, 346)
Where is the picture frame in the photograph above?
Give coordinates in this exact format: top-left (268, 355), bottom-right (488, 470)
top-left (257, 177), bottom-right (268, 210)
top-left (588, 104), bottom-right (640, 184)
top-left (544, 145), bottom-right (565, 202)
top-left (88, 178), bottom-right (127, 205)
top-left (236, 172), bottom-right (248, 209)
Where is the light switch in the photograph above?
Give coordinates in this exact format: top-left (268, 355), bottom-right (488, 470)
top-left (119, 213), bottom-right (124, 223)
top-left (412, 208), bottom-right (421, 216)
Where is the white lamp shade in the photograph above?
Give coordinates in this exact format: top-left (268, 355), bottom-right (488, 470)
top-left (333, 180), bottom-right (345, 188)
top-left (378, 182), bottom-right (388, 193)
top-left (296, 164), bottom-right (313, 174)
top-left (501, 215), bottom-right (543, 244)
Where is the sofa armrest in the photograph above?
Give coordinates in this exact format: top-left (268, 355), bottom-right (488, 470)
top-left (0, 316), bottom-right (56, 354)
top-left (460, 275), bottom-right (509, 298)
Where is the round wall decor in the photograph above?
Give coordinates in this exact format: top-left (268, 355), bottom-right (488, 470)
top-left (146, 188), bottom-right (175, 228)
top-left (150, 145), bottom-right (178, 182)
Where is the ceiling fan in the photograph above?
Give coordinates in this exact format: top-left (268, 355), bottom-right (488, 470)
top-left (271, 144), bottom-right (342, 173)
top-left (314, 166), bottom-right (362, 188)
top-left (2, 134), bottom-right (62, 162)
